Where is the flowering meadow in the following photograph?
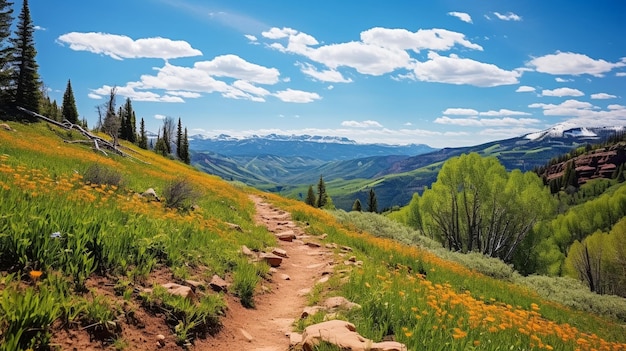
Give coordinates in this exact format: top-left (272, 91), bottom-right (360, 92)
top-left (267, 194), bottom-right (626, 351)
top-left (0, 122), bottom-right (274, 349)
top-left (1, 122), bottom-right (625, 350)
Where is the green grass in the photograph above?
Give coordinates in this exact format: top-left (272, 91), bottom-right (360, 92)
top-left (2, 121), bottom-right (626, 351)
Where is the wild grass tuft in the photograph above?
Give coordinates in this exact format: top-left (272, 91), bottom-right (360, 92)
top-left (232, 258), bottom-right (266, 308)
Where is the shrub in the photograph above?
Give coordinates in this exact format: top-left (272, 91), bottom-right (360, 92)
top-left (83, 163), bottom-right (123, 187)
top-left (163, 177), bottom-right (200, 211)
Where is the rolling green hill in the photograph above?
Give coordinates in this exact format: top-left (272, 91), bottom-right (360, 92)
top-left (2, 121), bottom-right (626, 351)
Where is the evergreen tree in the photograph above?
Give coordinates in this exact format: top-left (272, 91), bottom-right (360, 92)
top-left (138, 117), bottom-right (148, 149)
top-left (10, 0), bottom-right (40, 118)
top-left (181, 127), bottom-right (190, 164)
top-left (61, 79), bottom-right (78, 123)
top-left (129, 110), bottom-right (136, 142)
top-left (0, 0), bottom-right (13, 116)
top-left (351, 198), bottom-right (362, 212)
top-left (305, 185), bottom-right (316, 206)
top-left (316, 175), bottom-right (327, 208)
top-left (161, 117), bottom-right (174, 154)
top-left (176, 117), bottom-right (183, 159)
top-left (154, 131), bottom-right (168, 156)
top-left (367, 188), bottom-right (378, 213)
top-left (102, 87), bottom-right (120, 145)
top-left (119, 98), bottom-right (136, 142)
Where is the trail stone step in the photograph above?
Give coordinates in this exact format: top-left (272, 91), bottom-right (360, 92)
top-left (276, 230), bottom-right (296, 241)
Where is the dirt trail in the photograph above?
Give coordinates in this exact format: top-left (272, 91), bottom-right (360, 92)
top-left (204, 195), bottom-right (334, 350)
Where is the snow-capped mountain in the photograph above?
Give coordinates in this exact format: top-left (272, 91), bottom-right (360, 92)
top-left (524, 123), bottom-right (624, 142)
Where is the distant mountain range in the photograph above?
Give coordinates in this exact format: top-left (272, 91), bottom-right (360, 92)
top-left (189, 134), bottom-right (434, 161)
top-left (189, 125), bottom-right (624, 210)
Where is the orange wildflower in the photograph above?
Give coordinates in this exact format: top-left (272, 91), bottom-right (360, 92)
top-left (29, 270), bottom-right (43, 282)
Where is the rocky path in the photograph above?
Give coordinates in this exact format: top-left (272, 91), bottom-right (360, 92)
top-left (204, 195), bottom-right (334, 350)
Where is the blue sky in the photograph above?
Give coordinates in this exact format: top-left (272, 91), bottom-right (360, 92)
top-left (27, 0), bottom-right (626, 147)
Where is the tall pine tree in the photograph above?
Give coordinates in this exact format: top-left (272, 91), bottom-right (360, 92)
top-left (0, 0), bottom-right (13, 116)
top-left (11, 0), bottom-right (40, 118)
top-left (181, 127), bottom-right (190, 164)
top-left (367, 188), bottom-right (378, 213)
top-left (61, 79), bottom-right (78, 123)
top-left (119, 97), bottom-right (136, 142)
top-left (305, 185), bottom-right (316, 206)
top-left (176, 117), bottom-right (183, 159)
top-left (316, 175), bottom-right (327, 208)
top-left (138, 117), bottom-right (148, 149)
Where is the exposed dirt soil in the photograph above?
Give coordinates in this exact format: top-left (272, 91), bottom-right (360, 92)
top-left (203, 195), bottom-right (334, 350)
top-left (50, 194), bottom-right (334, 351)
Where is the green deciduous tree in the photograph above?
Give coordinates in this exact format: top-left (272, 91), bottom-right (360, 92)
top-left (10, 0), bottom-right (40, 118)
top-left (420, 153), bottom-right (555, 263)
top-left (61, 79), bottom-right (78, 124)
top-left (406, 192), bottom-right (422, 230)
top-left (564, 231), bottom-right (605, 294)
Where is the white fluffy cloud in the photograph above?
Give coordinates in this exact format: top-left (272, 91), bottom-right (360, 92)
top-left (273, 89), bottom-right (321, 103)
top-left (360, 27), bottom-right (482, 52)
top-left (341, 120), bottom-right (383, 128)
top-left (516, 85), bottom-right (536, 93)
top-left (87, 54), bottom-right (320, 104)
top-left (307, 41), bottom-right (411, 76)
top-left (196, 54), bottom-right (280, 84)
top-left (297, 62), bottom-right (353, 83)
top-left (434, 116), bottom-right (538, 126)
top-left (527, 52), bottom-right (626, 77)
top-left (479, 109), bottom-right (531, 116)
top-left (493, 12), bottom-right (522, 21)
top-left (529, 99), bottom-right (626, 126)
top-left (260, 26), bottom-right (510, 85)
top-left (409, 52), bottom-right (520, 87)
top-left (91, 84), bottom-right (185, 103)
top-left (443, 108), bottom-right (479, 116)
top-left (57, 32), bottom-right (202, 60)
top-left (541, 87), bottom-right (584, 97)
top-left (448, 12), bottom-right (472, 23)
top-left (591, 93), bottom-right (617, 99)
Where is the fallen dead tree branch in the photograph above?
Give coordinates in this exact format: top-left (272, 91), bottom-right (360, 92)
top-left (17, 106), bottom-right (150, 164)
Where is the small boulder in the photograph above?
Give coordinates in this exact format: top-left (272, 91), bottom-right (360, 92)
top-left (272, 247), bottom-right (288, 258)
top-left (305, 241), bottom-right (321, 248)
top-left (241, 245), bottom-right (255, 257)
top-left (322, 296), bottom-right (361, 311)
top-left (209, 275), bottom-right (229, 293)
top-left (301, 320), bottom-right (407, 351)
top-left (276, 230), bottom-right (296, 242)
top-left (141, 188), bottom-right (161, 202)
top-left (161, 282), bottom-right (195, 299)
top-left (289, 332), bottom-right (303, 346)
top-left (260, 253), bottom-right (283, 267)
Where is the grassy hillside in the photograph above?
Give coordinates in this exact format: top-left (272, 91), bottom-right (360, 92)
top-left (1, 121), bottom-right (626, 350)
